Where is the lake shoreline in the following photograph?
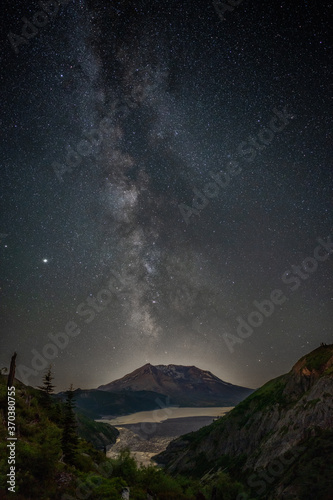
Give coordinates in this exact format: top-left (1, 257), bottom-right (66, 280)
top-left (103, 407), bottom-right (234, 467)
top-left (98, 406), bottom-right (234, 425)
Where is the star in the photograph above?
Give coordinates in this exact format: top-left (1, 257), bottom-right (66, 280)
top-left (0, 0), bottom-right (331, 395)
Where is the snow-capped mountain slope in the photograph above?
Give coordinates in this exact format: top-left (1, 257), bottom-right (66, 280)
top-left (97, 364), bottom-right (253, 406)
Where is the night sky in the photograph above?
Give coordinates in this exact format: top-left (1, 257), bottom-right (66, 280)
top-left (1, 0), bottom-right (332, 392)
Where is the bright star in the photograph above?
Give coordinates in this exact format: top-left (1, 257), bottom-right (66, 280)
top-left (43, 258), bottom-right (48, 263)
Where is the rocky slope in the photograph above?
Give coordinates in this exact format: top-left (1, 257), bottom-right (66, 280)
top-left (154, 345), bottom-right (333, 499)
top-left (98, 363), bottom-right (253, 407)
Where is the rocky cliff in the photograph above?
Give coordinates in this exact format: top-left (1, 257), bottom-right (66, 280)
top-left (154, 345), bottom-right (333, 499)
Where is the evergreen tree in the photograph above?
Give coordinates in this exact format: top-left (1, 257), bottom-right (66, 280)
top-left (61, 384), bottom-right (79, 464)
top-left (7, 352), bottom-right (17, 388)
top-left (38, 365), bottom-right (55, 410)
top-left (38, 365), bottom-right (55, 395)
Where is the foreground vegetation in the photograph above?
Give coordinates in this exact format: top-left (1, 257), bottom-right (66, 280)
top-left (2, 345), bottom-right (332, 499)
top-left (0, 373), bottom-right (250, 499)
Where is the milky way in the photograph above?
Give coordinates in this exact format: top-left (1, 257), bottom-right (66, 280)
top-left (1, 0), bottom-right (332, 390)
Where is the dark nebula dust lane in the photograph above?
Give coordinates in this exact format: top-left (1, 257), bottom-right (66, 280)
top-left (0, 0), bottom-right (332, 390)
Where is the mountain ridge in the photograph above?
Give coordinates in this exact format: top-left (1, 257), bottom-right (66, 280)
top-left (154, 344), bottom-right (333, 499)
top-left (56, 388), bottom-right (172, 419)
top-left (97, 363), bottom-right (253, 407)
top-left (97, 363), bottom-right (254, 407)
top-left (55, 363), bottom-right (253, 420)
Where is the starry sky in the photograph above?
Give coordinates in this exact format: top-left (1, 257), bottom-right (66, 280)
top-left (0, 0), bottom-right (332, 392)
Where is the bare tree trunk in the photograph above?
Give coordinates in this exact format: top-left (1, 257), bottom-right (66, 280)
top-left (7, 352), bottom-right (17, 388)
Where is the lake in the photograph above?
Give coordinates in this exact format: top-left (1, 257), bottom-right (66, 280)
top-left (99, 407), bottom-right (234, 467)
top-left (98, 406), bottom-right (234, 425)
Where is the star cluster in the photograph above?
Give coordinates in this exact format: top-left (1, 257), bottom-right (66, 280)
top-left (0, 0), bottom-right (332, 390)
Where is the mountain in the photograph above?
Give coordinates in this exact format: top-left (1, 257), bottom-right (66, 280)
top-left (97, 363), bottom-right (253, 407)
top-left (0, 374), bottom-right (120, 499)
top-left (0, 375), bottom-right (119, 451)
top-left (75, 412), bottom-right (119, 450)
top-left (154, 344), bottom-right (333, 499)
top-left (56, 388), bottom-right (172, 419)
top-left (1, 374), bottom-right (213, 499)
